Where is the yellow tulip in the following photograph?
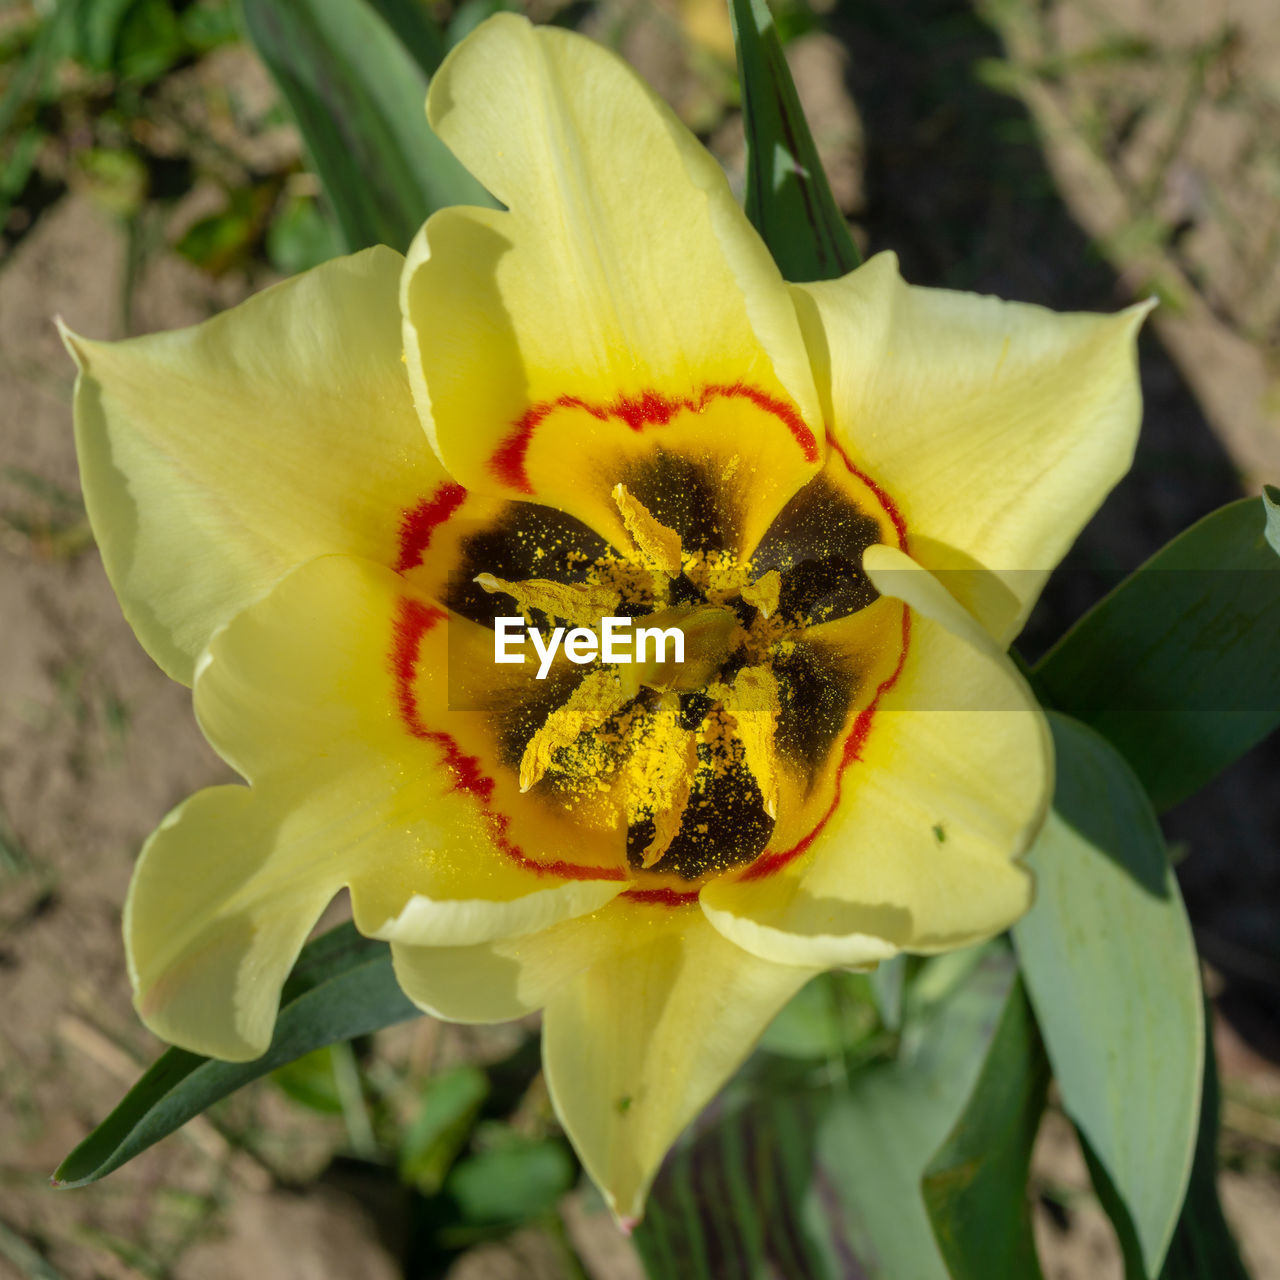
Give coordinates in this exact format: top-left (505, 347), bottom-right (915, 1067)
top-left (63, 14), bottom-right (1149, 1222)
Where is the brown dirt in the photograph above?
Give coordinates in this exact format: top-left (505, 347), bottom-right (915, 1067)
top-left (2, 1), bottom-right (1280, 1276)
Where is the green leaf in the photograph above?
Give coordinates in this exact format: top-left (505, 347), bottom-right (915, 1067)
top-left (1078, 998), bottom-right (1252, 1280)
top-left (114, 0), bottom-right (184, 82)
top-left (74, 0), bottom-right (139, 72)
top-left (444, 1137), bottom-right (575, 1227)
top-left (179, 0), bottom-right (240, 54)
top-left (1156, 1003), bottom-right (1251, 1280)
top-left (366, 0), bottom-right (447, 75)
top-left (266, 193), bottom-right (344, 275)
top-left (75, 147), bottom-right (149, 219)
top-left (868, 954), bottom-right (907, 1032)
top-left (923, 980), bottom-right (1048, 1280)
top-left (399, 1064), bottom-right (490, 1194)
top-left (54, 924), bottom-right (418, 1187)
top-left (237, 0), bottom-right (494, 255)
top-left (634, 946), bottom-right (1022, 1279)
top-left (175, 186), bottom-right (271, 274)
top-left (445, 0), bottom-right (520, 50)
top-left (1036, 492), bottom-right (1280, 811)
top-left (1264, 484), bottom-right (1280, 557)
top-left (0, 0), bottom-right (78, 140)
top-left (756, 970), bottom-right (875, 1061)
top-left (1012, 712), bottom-right (1203, 1277)
top-left (270, 1046), bottom-right (343, 1115)
top-left (727, 0), bottom-right (859, 282)
top-left (812, 947), bottom-right (1022, 1280)
top-left (1, 126), bottom-right (44, 229)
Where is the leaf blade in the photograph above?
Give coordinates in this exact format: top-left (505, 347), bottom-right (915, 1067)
top-left (727, 0), bottom-right (859, 282)
top-left (237, 0), bottom-right (493, 255)
top-left (1012, 712), bottom-right (1204, 1277)
top-left (923, 979), bottom-right (1049, 1280)
top-left (1157, 1004), bottom-right (1251, 1280)
top-left (54, 923), bottom-right (418, 1188)
top-left (1036, 493), bottom-right (1280, 812)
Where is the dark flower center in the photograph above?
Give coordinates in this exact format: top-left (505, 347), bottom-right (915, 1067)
top-left (448, 448), bottom-right (889, 884)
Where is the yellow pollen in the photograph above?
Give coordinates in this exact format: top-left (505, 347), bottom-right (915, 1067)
top-left (612, 483), bottom-right (683, 576)
top-left (709, 665), bottom-right (783, 818)
top-left (624, 702), bottom-right (700, 868)
top-left (474, 573), bottom-right (620, 627)
top-left (471, 488), bottom-right (838, 878)
top-left (625, 603), bottom-right (739, 694)
top-left (519, 668), bottom-right (633, 792)
top-left (740, 568), bottom-right (782, 619)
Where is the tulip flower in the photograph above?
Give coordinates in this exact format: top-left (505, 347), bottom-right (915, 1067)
top-left (64, 14), bottom-right (1147, 1220)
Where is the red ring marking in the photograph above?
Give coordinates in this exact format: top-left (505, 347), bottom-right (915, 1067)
top-left (741, 602), bottom-right (912, 882)
top-left (395, 481), bottom-right (467, 573)
top-left (826, 430), bottom-right (909, 552)
top-left (491, 383), bottom-right (820, 494)
top-left (391, 596), bottom-right (626, 883)
top-left (620, 886), bottom-right (701, 908)
top-left (738, 438), bottom-right (911, 881)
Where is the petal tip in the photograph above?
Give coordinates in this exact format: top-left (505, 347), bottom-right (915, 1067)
top-left (55, 315), bottom-right (89, 369)
top-left (426, 10), bottom-right (533, 132)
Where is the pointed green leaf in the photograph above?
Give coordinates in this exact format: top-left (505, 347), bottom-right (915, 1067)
top-left (727, 0), bottom-right (859, 282)
top-left (365, 0), bottom-right (447, 76)
top-left (1078, 998), bottom-right (1251, 1280)
top-left (54, 924), bottom-right (418, 1188)
top-left (923, 980), bottom-right (1048, 1280)
top-left (1036, 492), bottom-right (1280, 811)
top-left (1264, 484), bottom-right (1280, 557)
top-left (237, 0), bottom-right (494, 255)
top-left (1156, 1004), bottom-right (1251, 1280)
top-left (1012, 712), bottom-right (1203, 1277)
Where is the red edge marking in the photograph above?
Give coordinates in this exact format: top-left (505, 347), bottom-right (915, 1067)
top-left (825, 430), bottom-right (909, 552)
top-left (395, 481), bottom-right (467, 573)
top-left (620, 887), bottom-right (701, 908)
top-left (491, 384), bottom-right (820, 494)
top-left (391, 596), bottom-right (626, 883)
top-left (742, 604), bottom-right (912, 882)
top-left (737, 434), bottom-right (911, 880)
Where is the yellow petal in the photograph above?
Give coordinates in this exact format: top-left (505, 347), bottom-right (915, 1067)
top-left (66, 246), bottom-right (445, 684)
top-left (125, 784), bottom-right (346, 1061)
top-left (390, 909), bottom-right (607, 1024)
top-left (792, 252), bottom-right (1151, 643)
top-left (401, 14), bottom-right (823, 556)
top-left (191, 553), bottom-right (623, 950)
top-left (541, 898), bottom-right (816, 1223)
top-left (701, 546), bottom-right (1048, 967)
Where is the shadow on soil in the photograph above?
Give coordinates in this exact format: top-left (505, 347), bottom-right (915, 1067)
top-left (832, 0), bottom-right (1280, 1061)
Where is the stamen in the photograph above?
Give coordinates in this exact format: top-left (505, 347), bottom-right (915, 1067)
top-left (518, 667), bottom-right (634, 792)
top-left (740, 569), bottom-right (781, 619)
top-left (612, 483), bottom-right (683, 576)
top-left (632, 709), bottom-right (701, 869)
top-left (474, 573), bottom-right (620, 627)
top-left (631, 604), bottom-right (739, 693)
top-left (710, 665), bottom-right (782, 818)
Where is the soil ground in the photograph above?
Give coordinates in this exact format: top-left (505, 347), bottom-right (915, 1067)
top-left (1, 0), bottom-right (1279, 1276)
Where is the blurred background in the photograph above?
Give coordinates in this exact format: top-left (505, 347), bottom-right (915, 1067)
top-left (1, 0), bottom-right (1278, 1275)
